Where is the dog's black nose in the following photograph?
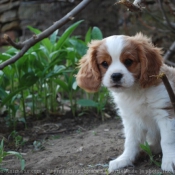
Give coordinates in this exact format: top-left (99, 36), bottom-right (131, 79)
top-left (111, 73), bottom-right (123, 82)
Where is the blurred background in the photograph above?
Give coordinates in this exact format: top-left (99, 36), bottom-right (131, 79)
top-left (0, 0), bottom-right (175, 54)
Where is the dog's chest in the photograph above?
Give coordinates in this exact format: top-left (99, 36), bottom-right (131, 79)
top-left (112, 84), bottom-right (171, 120)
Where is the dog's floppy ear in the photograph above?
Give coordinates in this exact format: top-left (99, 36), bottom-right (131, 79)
top-left (76, 40), bottom-right (102, 92)
top-left (134, 33), bottom-right (163, 88)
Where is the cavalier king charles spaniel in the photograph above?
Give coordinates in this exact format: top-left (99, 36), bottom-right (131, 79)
top-left (76, 33), bottom-right (175, 173)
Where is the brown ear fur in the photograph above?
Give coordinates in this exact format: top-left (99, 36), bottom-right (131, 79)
top-left (76, 40), bottom-right (102, 92)
top-left (132, 33), bottom-right (163, 88)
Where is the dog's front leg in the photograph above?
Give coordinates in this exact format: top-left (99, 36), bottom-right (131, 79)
top-left (157, 117), bottom-right (175, 173)
top-left (108, 120), bottom-right (143, 173)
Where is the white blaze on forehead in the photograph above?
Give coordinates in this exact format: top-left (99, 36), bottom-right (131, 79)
top-left (102, 35), bottom-right (135, 89)
top-left (105, 35), bottom-right (126, 60)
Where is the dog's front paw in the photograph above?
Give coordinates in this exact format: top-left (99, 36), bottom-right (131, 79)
top-left (161, 156), bottom-right (175, 173)
top-left (108, 156), bottom-right (133, 173)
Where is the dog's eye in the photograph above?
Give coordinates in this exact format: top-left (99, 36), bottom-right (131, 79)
top-left (124, 59), bottom-right (133, 67)
top-left (101, 61), bottom-right (108, 68)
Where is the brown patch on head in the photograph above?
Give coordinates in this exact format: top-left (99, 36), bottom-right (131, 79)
top-left (96, 43), bottom-right (112, 77)
top-left (120, 41), bottom-right (140, 81)
top-left (76, 40), bottom-right (110, 92)
top-left (121, 33), bottom-right (163, 88)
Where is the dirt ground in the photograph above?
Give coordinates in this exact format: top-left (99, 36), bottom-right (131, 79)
top-left (1, 113), bottom-right (172, 175)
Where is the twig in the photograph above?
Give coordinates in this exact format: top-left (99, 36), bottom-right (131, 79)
top-left (0, 0), bottom-right (92, 70)
top-left (165, 60), bottom-right (175, 67)
top-left (152, 73), bottom-right (175, 115)
top-left (3, 34), bottom-right (23, 49)
top-left (164, 41), bottom-right (175, 62)
top-left (165, 0), bottom-right (175, 16)
top-left (138, 17), bottom-right (156, 30)
top-left (158, 0), bottom-right (175, 31)
top-left (115, 0), bottom-right (143, 12)
top-left (160, 73), bottom-right (175, 115)
top-left (38, 128), bottom-right (67, 135)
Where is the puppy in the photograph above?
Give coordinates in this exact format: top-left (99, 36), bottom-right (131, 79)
top-left (76, 33), bottom-right (175, 173)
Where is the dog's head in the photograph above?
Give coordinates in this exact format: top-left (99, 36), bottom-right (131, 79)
top-left (76, 33), bottom-right (163, 92)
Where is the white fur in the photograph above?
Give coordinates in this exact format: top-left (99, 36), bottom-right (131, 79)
top-left (103, 36), bottom-right (135, 90)
top-left (102, 36), bottom-right (175, 173)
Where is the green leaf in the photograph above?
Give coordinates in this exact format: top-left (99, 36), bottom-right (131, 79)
top-left (50, 29), bottom-right (59, 44)
top-left (153, 160), bottom-right (161, 167)
top-left (26, 27), bottom-right (49, 51)
top-left (0, 53), bottom-right (11, 61)
top-left (53, 65), bottom-right (65, 74)
top-left (49, 51), bottom-right (60, 60)
top-left (85, 27), bottom-right (92, 44)
top-left (5, 47), bottom-right (18, 55)
top-left (1, 72), bottom-right (38, 106)
top-left (69, 38), bottom-right (87, 56)
top-left (45, 65), bottom-right (65, 79)
top-left (20, 159), bottom-right (25, 170)
top-left (56, 20), bottom-right (83, 50)
top-left (68, 75), bottom-right (74, 89)
top-left (6, 151), bottom-right (25, 170)
top-left (48, 50), bottom-right (66, 67)
top-left (18, 72), bottom-right (39, 87)
top-left (27, 26), bottom-right (41, 35)
top-left (39, 45), bottom-right (49, 58)
top-left (0, 88), bottom-right (8, 100)
top-left (54, 79), bottom-right (69, 91)
top-left (31, 42), bottom-right (40, 51)
top-left (140, 142), bottom-right (152, 156)
top-left (1, 87), bottom-right (26, 106)
top-left (15, 54), bottom-right (29, 73)
top-left (72, 81), bottom-right (78, 90)
top-left (91, 27), bottom-right (103, 40)
top-left (77, 99), bottom-right (98, 107)
top-left (41, 38), bottom-right (51, 52)
top-left (7, 151), bottom-right (22, 158)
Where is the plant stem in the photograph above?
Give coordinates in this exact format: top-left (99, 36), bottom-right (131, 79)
top-left (69, 91), bottom-right (75, 116)
top-left (21, 91), bottom-right (26, 124)
top-left (31, 86), bottom-right (35, 117)
top-left (50, 80), bottom-right (54, 112)
top-left (44, 80), bottom-right (48, 111)
top-left (52, 81), bottom-right (57, 113)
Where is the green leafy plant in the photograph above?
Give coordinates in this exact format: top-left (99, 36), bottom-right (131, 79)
top-left (0, 21), bottom-right (109, 128)
top-left (140, 142), bottom-right (161, 167)
top-left (0, 139), bottom-right (25, 172)
top-left (9, 131), bottom-right (25, 148)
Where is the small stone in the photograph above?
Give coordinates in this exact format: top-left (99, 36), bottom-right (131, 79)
top-left (1, 21), bottom-right (19, 32)
top-left (76, 146), bottom-right (83, 152)
top-left (104, 113), bottom-right (112, 118)
top-left (0, 10), bottom-right (18, 23)
top-left (0, 1), bottom-right (20, 14)
top-left (0, 0), bottom-right (9, 4)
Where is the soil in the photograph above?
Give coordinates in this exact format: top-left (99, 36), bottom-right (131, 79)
top-left (0, 112), bottom-right (169, 175)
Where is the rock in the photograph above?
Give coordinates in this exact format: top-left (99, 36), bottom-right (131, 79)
top-left (0, 10), bottom-right (18, 23)
top-left (0, 1), bottom-right (20, 14)
top-left (1, 21), bottom-right (19, 32)
top-left (0, 0), bottom-right (10, 4)
top-left (18, 3), bottom-right (40, 20)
